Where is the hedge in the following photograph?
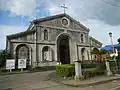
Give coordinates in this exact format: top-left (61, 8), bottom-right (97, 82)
top-left (81, 63), bottom-right (106, 69)
top-left (109, 61), bottom-right (116, 73)
top-left (82, 68), bottom-right (105, 79)
top-left (0, 68), bottom-right (8, 72)
top-left (56, 63), bottom-right (105, 78)
top-left (31, 66), bottom-right (56, 72)
top-left (56, 64), bottom-right (75, 77)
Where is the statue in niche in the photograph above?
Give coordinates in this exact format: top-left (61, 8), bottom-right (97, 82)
top-left (44, 51), bottom-right (49, 61)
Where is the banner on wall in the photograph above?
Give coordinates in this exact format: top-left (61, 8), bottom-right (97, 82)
top-left (18, 59), bottom-right (26, 69)
top-left (6, 59), bottom-right (15, 70)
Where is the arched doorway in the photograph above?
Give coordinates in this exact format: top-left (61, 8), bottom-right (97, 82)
top-left (57, 35), bottom-right (70, 64)
top-left (16, 44), bottom-right (30, 68)
top-left (81, 48), bottom-right (85, 61)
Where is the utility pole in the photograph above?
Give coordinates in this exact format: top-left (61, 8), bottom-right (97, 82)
top-left (109, 32), bottom-right (118, 72)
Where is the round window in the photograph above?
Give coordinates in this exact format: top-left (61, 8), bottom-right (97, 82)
top-left (62, 18), bottom-right (68, 25)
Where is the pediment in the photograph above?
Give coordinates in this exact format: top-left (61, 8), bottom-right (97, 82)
top-left (31, 13), bottom-right (89, 32)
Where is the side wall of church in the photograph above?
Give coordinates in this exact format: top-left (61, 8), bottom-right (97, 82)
top-left (7, 31), bottom-right (38, 67)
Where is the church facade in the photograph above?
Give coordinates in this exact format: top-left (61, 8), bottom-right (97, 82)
top-left (6, 13), bottom-right (102, 67)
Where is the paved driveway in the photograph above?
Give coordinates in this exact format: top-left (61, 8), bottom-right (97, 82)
top-left (0, 71), bottom-right (59, 90)
top-left (0, 71), bottom-right (120, 90)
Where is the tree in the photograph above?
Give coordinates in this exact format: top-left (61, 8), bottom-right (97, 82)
top-left (117, 38), bottom-right (120, 72)
top-left (91, 49), bottom-right (107, 62)
top-left (0, 50), bottom-right (13, 67)
top-left (90, 48), bottom-right (99, 54)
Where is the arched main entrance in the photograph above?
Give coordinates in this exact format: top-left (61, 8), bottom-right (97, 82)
top-left (57, 35), bottom-right (70, 64)
top-left (16, 44), bottom-right (30, 68)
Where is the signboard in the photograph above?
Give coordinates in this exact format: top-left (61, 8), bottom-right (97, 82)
top-left (6, 59), bottom-right (15, 70)
top-left (18, 59), bottom-right (26, 69)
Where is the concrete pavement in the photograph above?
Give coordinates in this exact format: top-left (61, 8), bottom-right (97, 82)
top-left (0, 71), bottom-right (58, 90)
top-left (0, 71), bottom-right (120, 90)
top-left (49, 71), bottom-right (120, 87)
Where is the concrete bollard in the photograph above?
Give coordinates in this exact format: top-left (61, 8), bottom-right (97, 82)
top-left (106, 60), bottom-right (112, 76)
top-left (74, 61), bottom-right (83, 80)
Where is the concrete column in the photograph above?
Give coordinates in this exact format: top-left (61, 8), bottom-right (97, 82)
top-left (49, 48), bottom-right (52, 61)
top-left (75, 61), bottom-right (83, 80)
top-left (55, 44), bottom-right (57, 61)
top-left (29, 49), bottom-right (32, 65)
top-left (34, 30), bottom-right (37, 67)
top-left (106, 60), bottom-right (112, 76)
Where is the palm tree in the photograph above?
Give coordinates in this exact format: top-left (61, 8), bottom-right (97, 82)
top-left (91, 48), bottom-right (107, 62)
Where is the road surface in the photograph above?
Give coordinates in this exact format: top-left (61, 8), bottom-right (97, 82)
top-left (0, 71), bottom-right (120, 90)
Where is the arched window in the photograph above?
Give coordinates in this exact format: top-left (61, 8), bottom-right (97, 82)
top-left (81, 34), bottom-right (84, 43)
top-left (44, 30), bottom-right (48, 40)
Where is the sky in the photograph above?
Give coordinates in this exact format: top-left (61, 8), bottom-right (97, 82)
top-left (0, 0), bottom-right (120, 49)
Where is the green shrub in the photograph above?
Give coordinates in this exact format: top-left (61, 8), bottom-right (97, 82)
top-left (0, 68), bottom-right (8, 72)
top-left (82, 68), bottom-right (105, 79)
top-left (82, 63), bottom-right (106, 70)
top-left (16, 70), bottom-right (21, 72)
top-left (109, 61), bottom-right (116, 73)
top-left (56, 63), bottom-right (105, 79)
top-left (31, 66), bottom-right (56, 72)
top-left (56, 64), bottom-right (75, 77)
top-left (96, 63), bottom-right (106, 70)
top-left (0, 50), bottom-right (13, 67)
top-left (82, 63), bottom-right (97, 69)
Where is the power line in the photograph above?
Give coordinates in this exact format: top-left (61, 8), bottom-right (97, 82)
top-left (99, 0), bottom-right (120, 8)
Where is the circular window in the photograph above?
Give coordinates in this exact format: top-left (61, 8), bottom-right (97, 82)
top-left (61, 17), bottom-right (69, 27)
top-left (62, 18), bottom-right (68, 25)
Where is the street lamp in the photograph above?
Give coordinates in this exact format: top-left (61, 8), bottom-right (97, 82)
top-left (109, 32), bottom-right (114, 53)
top-left (109, 32), bottom-right (112, 37)
top-left (108, 32), bottom-right (118, 72)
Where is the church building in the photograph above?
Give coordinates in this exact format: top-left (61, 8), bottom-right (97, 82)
top-left (6, 13), bottom-right (102, 67)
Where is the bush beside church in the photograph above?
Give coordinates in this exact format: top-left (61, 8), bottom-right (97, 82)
top-left (56, 63), bottom-right (106, 79)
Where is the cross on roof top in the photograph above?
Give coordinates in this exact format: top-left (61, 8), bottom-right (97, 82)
top-left (61, 4), bottom-right (68, 14)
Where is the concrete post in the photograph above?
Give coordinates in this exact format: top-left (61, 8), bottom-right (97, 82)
top-left (106, 60), bottom-right (112, 76)
top-left (74, 61), bottom-right (83, 80)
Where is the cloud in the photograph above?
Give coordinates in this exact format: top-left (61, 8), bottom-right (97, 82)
top-left (1, 0), bottom-right (120, 25)
top-left (46, 0), bottom-right (120, 26)
top-left (0, 25), bottom-right (27, 49)
top-left (83, 19), bottom-right (120, 46)
top-left (0, 0), bottom-right (120, 48)
top-left (0, 0), bottom-right (37, 19)
top-left (43, 0), bottom-right (120, 46)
